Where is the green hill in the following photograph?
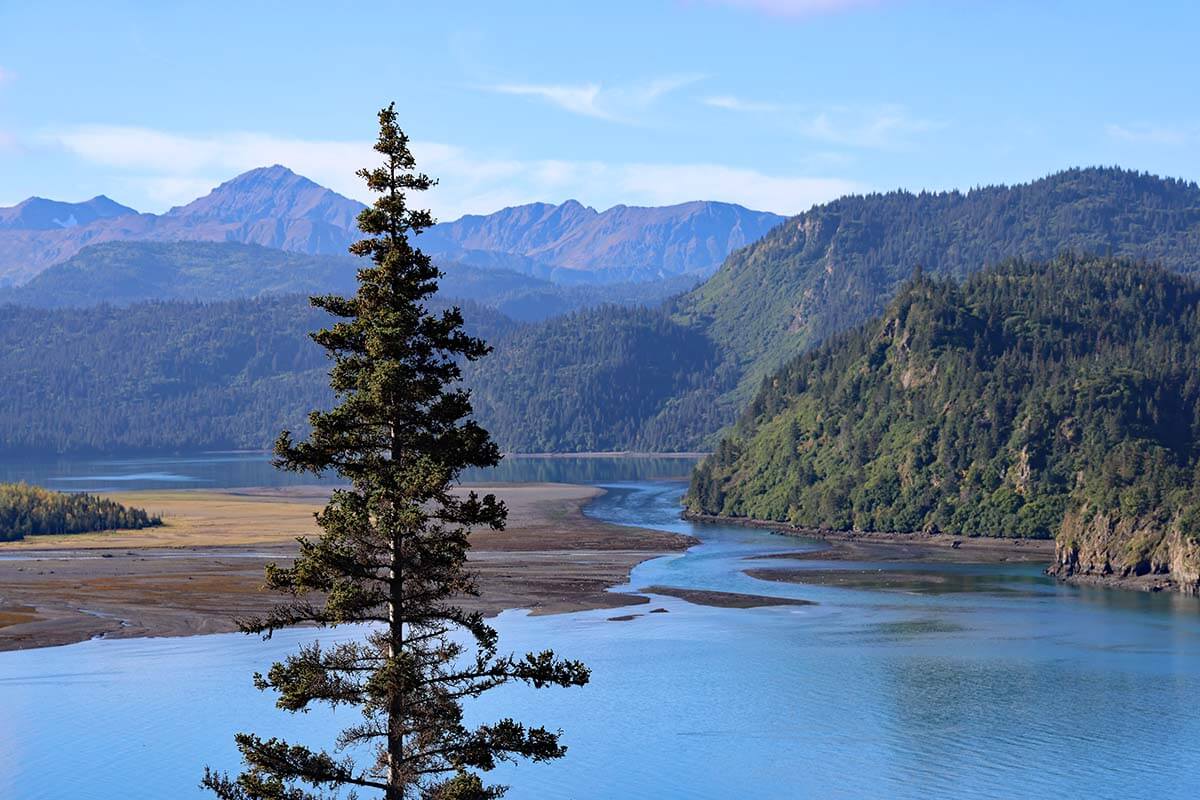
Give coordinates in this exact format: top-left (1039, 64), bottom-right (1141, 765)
top-left (0, 296), bottom-right (515, 454)
top-left (687, 255), bottom-right (1200, 592)
top-left (678, 167), bottom-right (1200, 399)
top-left (450, 167), bottom-right (1200, 452)
top-left (464, 304), bottom-right (732, 452)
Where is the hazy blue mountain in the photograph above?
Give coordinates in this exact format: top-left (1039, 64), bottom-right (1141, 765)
top-left (0, 195), bottom-right (137, 231)
top-left (0, 240), bottom-right (701, 321)
top-left (157, 165), bottom-right (364, 252)
top-left (0, 166), bottom-right (365, 284)
top-left (0, 168), bottom-right (783, 286)
top-left (420, 199), bottom-right (785, 283)
top-left (1, 241), bottom-right (361, 307)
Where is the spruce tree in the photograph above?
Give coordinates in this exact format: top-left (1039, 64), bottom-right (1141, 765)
top-left (203, 104), bottom-right (589, 800)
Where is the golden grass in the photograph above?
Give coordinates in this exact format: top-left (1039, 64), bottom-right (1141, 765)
top-left (0, 484), bottom-right (604, 551)
top-left (0, 490), bottom-right (324, 550)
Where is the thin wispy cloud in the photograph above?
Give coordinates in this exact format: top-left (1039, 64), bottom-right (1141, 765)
top-left (700, 96), bottom-right (935, 150)
top-left (798, 105), bottom-right (939, 149)
top-left (47, 124), bottom-right (862, 217)
top-left (48, 125), bottom-right (373, 202)
top-left (615, 163), bottom-right (862, 213)
top-left (486, 74), bottom-right (704, 123)
top-left (0, 66), bottom-right (13, 85)
top-left (695, 0), bottom-right (889, 18)
top-left (1106, 123), bottom-right (1193, 146)
top-left (490, 83), bottom-right (611, 120)
top-left (703, 95), bottom-right (783, 113)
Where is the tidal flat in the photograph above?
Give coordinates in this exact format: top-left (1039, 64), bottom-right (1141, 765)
top-left (0, 483), bottom-right (693, 650)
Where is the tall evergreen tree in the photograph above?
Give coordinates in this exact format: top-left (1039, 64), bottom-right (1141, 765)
top-left (203, 104), bottom-right (589, 800)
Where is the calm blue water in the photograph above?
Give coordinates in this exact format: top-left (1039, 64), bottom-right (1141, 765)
top-left (0, 452), bottom-right (698, 492)
top-left (3, 464), bottom-right (1200, 799)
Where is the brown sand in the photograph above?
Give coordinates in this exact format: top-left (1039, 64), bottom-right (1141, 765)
top-left (0, 483), bottom-right (694, 651)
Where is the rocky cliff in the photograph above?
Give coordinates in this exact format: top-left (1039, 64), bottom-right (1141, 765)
top-left (1050, 508), bottom-right (1200, 594)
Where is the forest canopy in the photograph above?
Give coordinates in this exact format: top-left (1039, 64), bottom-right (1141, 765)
top-left (688, 255), bottom-right (1200, 544)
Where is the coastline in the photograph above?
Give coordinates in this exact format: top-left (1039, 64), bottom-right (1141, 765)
top-left (501, 451), bottom-right (708, 459)
top-left (681, 510), bottom-right (1056, 561)
top-left (682, 510), bottom-right (1199, 595)
top-left (0, 483), bottom-right (695, 652)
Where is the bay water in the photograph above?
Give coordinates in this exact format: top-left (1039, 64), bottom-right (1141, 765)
top-left (1, 457), bottom-right (1198, 798)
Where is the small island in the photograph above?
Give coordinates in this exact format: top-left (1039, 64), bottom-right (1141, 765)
top-left (0, 482), bottom-right (161, 541)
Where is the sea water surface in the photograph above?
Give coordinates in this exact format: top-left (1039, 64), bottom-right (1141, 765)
top-left (2, 458), bottom-right (1200, 799)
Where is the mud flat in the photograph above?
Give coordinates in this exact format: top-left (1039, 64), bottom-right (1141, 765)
top-left (0, 483), bottom-right (694, 651)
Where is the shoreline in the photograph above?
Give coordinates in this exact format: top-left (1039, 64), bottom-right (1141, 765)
top-left (681, 510), bottom-right (1056, 559)
top-left (1051, 570), bottom-right (1190, 594)
top-left (684, 510), bottom-right (1198, 595)
top-left (0, 483), bottom-right (696, 652)
top-left (500, 451), bottom-right (708, 459)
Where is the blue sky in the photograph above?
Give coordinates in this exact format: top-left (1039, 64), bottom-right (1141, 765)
top-left (1, 0), bottom-right (1197, 219)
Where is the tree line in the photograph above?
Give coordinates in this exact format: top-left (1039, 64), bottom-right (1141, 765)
top-left (0, 482), bottom-right (160, 540)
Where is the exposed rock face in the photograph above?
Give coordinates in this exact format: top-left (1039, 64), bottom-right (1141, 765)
top-left (1049, 508), bottom-right (1200, 594)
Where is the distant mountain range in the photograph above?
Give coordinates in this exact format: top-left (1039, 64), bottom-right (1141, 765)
top-left (0, 166), bottom-right (783, 286)
top-left (0, 167), bottom-right (363, 284)
top-left (417, 199), bottom-right (784, 283)
top-left (0, 195), bottom-right (137, 231)
top-left (0, 240), bottom-right (701, 322)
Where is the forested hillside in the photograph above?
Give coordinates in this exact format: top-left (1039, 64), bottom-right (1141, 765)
top-left (464, 305), bottom-right (734, 452)
top-left (448, 167), bottom-right (1200, 453)
top-left (0, 296), bottom-right (515, 453)
top-left (686, 255), bottom-right (1200, 592)
top-left (678, 167), bottom-right (1200, 399)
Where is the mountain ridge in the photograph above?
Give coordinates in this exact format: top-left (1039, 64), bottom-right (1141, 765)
top-left (0, 195), bottom-right (138, 231)
top-left (0, 167), bottom-right (783, 286)
top-left (418, 197), bottom-right (784, 283)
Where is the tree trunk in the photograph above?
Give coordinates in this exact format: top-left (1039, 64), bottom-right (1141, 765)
top-left (387, 429), bottom-right (405, 800)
